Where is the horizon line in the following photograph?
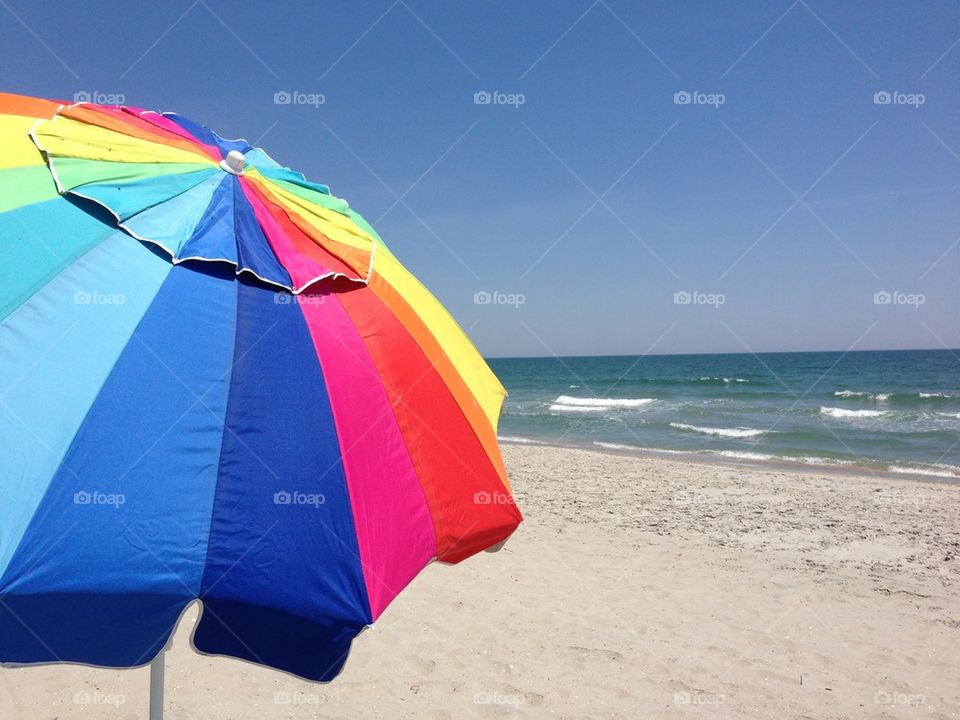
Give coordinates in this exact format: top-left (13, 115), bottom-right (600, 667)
top-left (484, 347), bottom-right (959, 361)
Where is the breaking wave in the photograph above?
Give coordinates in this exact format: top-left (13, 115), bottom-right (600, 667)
top-left (550, 395), bottom-right (656, 413)
top-left (820, 407), bottom-right (886, 419)
top-left (670, 422), bottom-right (767, 439)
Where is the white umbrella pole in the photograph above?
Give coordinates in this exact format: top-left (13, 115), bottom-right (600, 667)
top-left (149, 650), bottom-right (165, 720)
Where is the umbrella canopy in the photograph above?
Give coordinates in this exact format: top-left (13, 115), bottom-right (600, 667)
top-left (0, 93), bottom-right (521, 681)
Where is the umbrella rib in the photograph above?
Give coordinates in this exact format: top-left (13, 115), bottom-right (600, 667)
top-left (0, 398), bottom-right (84, 484)
top-left (0, 524), bottom-right (86, 674)
top-left (116, 319), bottom-right (282, 484)
top-left (0, 92), bottom-right (527, 687)
top-left (306, 309), bottom-right (490, 486)
top-left (198, 521), bottom-right (280, 599)
top-left (0, 521), bottom-right (79, 603)
top-left (125, 331), bottom-right (408, 615)
top-left (118, 518), bottom-right (272, 669)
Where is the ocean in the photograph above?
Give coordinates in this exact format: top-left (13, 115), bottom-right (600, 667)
top-left (488, 349), bottom-right (960, 479)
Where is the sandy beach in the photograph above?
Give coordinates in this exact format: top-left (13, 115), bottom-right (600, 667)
top-left (2, 444), bottom-right (958, 719)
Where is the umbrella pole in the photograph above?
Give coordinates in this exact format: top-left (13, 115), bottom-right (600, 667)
top-left (149, 650), bottom-right (165, 720)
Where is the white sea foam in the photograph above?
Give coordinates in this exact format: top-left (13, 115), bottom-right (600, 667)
top-left (832, 390), bottom-right (896, 401)
top-left (498, 436), bottom-right (547, 445)
top-left (920, 392), bottom-right (954, 399)
top-left (587, 442), bottom-right (960, 478)
top-left (715, 451), bottom-right (858, 468)
top-left (670, 422), bottom-right (766, 438)
top-left (593, 441), bottom-right (641, 451)
top-left (592, 442), bottom-right (689, 456)
top-left (834, 390), bottom-right (872, 398)
top-left (549, 404), bottom-right (606, 413)
top-left (699, 377), bottom-right (748, 383)
top-left (722, 451), bottom-right (958, 479)
top-left (721, 454), bottom-right (959, 478)
top-left (794, 456), bottom-right (858, 467)
top-left (938, 412), bottom-right (960, 419)
top-left (887, 464), bottom-right (960, 478)
top-left (820, 407), bottom-right (886, 419)
top-left (553, 395), bottom-right (656, 408)
top-left (717, 450), bottom-right (775, 461)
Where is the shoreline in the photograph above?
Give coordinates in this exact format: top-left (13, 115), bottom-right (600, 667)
top-left (499, 435), bottom-right (960, 485)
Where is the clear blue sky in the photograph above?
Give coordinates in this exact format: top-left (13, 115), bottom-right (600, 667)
top-left (3, 1), bottom-right (958, 357)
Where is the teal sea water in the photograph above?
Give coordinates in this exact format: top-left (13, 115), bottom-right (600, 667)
top-left (488, 350), bottom-right (960, 479)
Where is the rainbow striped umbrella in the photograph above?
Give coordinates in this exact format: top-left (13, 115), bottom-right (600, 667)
top-left (0, 93), bottom-right (521, 685)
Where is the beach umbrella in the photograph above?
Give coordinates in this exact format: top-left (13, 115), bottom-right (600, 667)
top-left (0, 93), bottom-right (521, 712)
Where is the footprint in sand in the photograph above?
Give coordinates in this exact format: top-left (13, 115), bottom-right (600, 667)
top-left (407, 656), bottom-right (437, 675)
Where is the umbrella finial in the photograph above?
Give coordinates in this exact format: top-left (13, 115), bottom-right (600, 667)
top-left (219, 150), bottom-right (246, 175)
